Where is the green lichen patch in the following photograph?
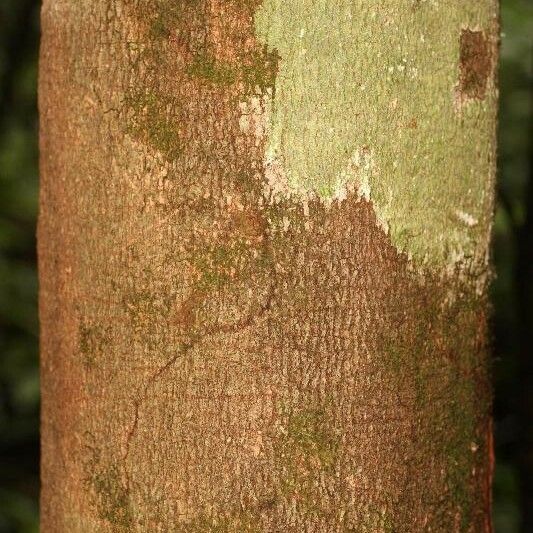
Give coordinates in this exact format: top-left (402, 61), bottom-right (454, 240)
top-left (187, 53), bottom-right (237, 86)
top-left (344, 508), bottom-right (395, 533)
top-left (273, 403), bottom-right (340, 506)
top-left (78, 321), bottom-right (110, 368)
top-left (84, 449), bottom-right (133, 530)
top-left (148, 2), bottom-right (182, 40)
top-left (122, 286), bottom-right (174, 334)
top-left (191, 239), bottom-right (252, 292)
top-left (145, 0), bottom-right (204, 41)
top-left (123, 89), bottom-right (183, 161)
top-left (241, 48), bottom-right (280, 93)
top-left (91, 466), bottom-right (132, 529)
top-left (284, 407), bottom-right (339, 471)
top-left (186, 48), bottom-right (278, 94)
top-left (254, 0), bottom-right (497, 268)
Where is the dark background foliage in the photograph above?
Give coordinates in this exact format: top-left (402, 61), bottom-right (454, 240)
top-left (0, 1), bottom-right (531, 531)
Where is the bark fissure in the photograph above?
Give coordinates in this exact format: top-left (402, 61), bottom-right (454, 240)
top-left (122, 278), bottom-right (277, 479)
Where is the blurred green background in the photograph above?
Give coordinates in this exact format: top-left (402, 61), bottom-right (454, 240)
top-left (0, 1), bottom-right (531, 532)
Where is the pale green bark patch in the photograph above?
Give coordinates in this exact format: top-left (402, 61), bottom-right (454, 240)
top-left (254, 0), bottom-right (497, 267)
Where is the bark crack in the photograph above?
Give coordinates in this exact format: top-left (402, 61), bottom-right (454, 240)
top-left (121, 280), bottom-right (276, 487)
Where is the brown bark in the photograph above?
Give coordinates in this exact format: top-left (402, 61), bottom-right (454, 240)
top-left (39, 1), bottom-right (497, 531)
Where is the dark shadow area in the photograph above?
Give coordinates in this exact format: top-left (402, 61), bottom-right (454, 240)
top-left (0, 1), bottom-right (40, 532)
top-left (492, 2), bottom-right (533, 531)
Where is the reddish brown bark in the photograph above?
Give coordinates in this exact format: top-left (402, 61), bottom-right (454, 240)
top-left (39, 1), bottom-right (496, 531)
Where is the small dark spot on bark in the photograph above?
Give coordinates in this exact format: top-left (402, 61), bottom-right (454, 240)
top-left (458, 29), bottom-right (491, 101)
top-left (257, 496), bottom-right (278, 512)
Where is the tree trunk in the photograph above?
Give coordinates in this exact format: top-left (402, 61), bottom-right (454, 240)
top-left (39, 1), bottom-right (498, 531)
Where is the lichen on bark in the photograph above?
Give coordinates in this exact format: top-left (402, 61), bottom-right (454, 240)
top-left (255, 0), bottom-right (498, 269)
top-left (39, 0), bottom-right (496, 531)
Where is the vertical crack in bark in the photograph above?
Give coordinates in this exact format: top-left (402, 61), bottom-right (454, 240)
top-left (121, 279), bottom-right (277, 488)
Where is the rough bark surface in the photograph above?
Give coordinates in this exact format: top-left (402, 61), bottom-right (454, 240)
top-left (39, 1), bottom-right (498, 531)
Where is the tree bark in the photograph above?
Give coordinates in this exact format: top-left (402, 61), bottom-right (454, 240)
top-left (39, 1), bottom-right (498, 531)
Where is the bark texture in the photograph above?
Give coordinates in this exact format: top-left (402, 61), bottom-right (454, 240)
top-left (39, 1), bottom-right (498, 531)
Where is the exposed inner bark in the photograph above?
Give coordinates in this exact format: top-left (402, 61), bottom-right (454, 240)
top-left (458, 29), bottom-right (492, 101)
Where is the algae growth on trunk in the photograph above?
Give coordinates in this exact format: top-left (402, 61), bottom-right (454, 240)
top-left (39, 0), bottom-right (498, 531)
